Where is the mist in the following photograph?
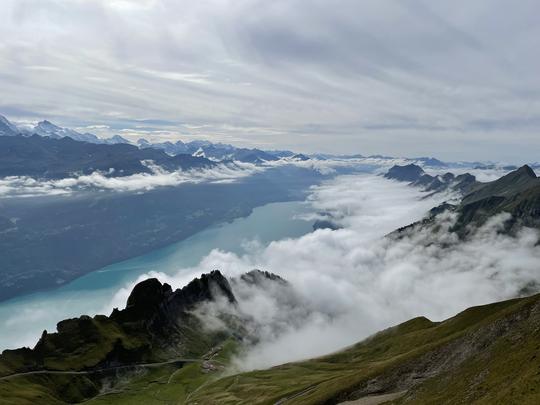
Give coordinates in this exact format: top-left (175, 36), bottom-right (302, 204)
top-left (112, 173), bottom-right (540, 371)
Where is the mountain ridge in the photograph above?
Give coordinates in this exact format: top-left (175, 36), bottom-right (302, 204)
top-left (388, 164), bottom-right (540, 238)
top-left (0, 134), bottom-right (214, 179)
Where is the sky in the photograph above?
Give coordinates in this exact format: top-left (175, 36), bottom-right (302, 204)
top-left (1, 0), bottom-right (539, 162)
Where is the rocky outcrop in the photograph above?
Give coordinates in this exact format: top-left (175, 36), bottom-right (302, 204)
top-left (385, 164), bottom-right (424, 182)
top-left (0, 270), bottom-right (242, 377)
top-left (384, 164), bottom-right (479, 194)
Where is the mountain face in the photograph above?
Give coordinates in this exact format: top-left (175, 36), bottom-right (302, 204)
top-left (453, 165), bottom-right (540, 235)
top-left (462, 165), bottom-right (539, 205)
top-left (385, 163), bottom-right (478, 194)
top-left (391, 165), bottom-right (540, 239)
top-left (385, 163), bottom-right (424, 182)
top-left (0, 135), bottom-right (213, 179)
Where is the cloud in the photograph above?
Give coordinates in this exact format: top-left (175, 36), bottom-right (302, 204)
top-left (117, 173), bottom-right (540, 371)
top-left (0, 155), bottom-right (441, 198)
top-left (0, 161), bottom-right (263, 197)
top-left (0, 0), bottom-right (539, 161)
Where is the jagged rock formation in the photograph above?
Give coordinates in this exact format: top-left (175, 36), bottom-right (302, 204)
top-left (0, 271), bottom-right (238, 379)
top-left (0, 269), bottom-right (292, 405)
top-left (385, 163), bottom-right (478, 194)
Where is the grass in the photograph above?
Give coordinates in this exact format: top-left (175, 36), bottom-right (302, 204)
top-left (83, 338), bottom-right (240, 405)
top-left (188, 294), bottom-right (540, 404)
top-left (0, 374), bottom-right (99, 405)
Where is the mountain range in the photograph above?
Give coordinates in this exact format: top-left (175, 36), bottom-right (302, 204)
top-left (384, 163), bottom-right (478, 194)
top-left (4, 114), bottom-right (525, 170)
top-left (0, 114), bottom-right (297, 165)
top-left (387, 163), bottom-right (540, 238)
top-left (0, 116), bottom-right (128, 145)
top-left (0, 135), bottom-right (213, 179)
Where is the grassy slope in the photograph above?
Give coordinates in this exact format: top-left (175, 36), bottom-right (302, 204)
top-left (0, 340), bottom-right (239, 405)
top-left (190, 294), bottom-right (540, 404)
top-left (0, 316), bottom-right (236, 405)
top-left (84, 339), bottom-right (239, 405)
top-left (2, 296), bottom-right (539, 404)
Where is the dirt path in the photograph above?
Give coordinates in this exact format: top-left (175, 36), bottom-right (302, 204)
top-left (0, 358), bottom-right (199, 381)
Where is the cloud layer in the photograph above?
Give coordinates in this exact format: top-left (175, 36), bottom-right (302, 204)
top-left (0, 156), bottom-right (416, 197)
top-left (124, 174), bottom-right (540, 371)
top-left (1, 0), bottom-right (539, 161)
top-left (0, 161), bottom-right (263, 197)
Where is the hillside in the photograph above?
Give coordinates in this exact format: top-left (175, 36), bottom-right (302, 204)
top-left (190, 293), bottom-right (540, 404)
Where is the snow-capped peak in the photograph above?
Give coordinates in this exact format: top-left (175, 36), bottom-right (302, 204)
top-left (193, 147), bottom-right (206, 157)
top-left (0, 114), bottom-right (20, 135)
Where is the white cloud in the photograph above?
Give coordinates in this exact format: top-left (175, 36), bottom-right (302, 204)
top-left (0, 161), bottom-right (263, 197)
top-left (118, 174), bottom-right (540, 371)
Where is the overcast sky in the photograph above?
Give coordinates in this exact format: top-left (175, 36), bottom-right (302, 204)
top-left (1, 0), bottom-right (539, 162)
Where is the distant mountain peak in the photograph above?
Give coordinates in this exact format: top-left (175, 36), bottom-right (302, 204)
top-left (384, 164), bottom-right (425, 182)
top-left (36, 119), bottom-right (60, 130)
top-left (0, 114), bottom-right (19, 136)
top-left (516, 164), bottom-right (536, 178)
top-left (0, 114), bottom-right (14, 126)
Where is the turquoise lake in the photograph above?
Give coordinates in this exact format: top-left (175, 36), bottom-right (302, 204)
top-left (0, 200), bottom-right (314, 350)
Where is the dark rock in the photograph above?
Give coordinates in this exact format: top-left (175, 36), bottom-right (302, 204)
top-left (313, 219), bottom-right (341, 231)
top-left (385, 164), bottom-right (425, 182)
top-left (238, 270), bottom-right (287, 286)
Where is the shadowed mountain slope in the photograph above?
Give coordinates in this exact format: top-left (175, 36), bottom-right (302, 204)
top-left (389, 165), bottom-right (540, 237)
top-left (453, 165), bottom-right (540, 235)
top-left (385, 164), bottom-right (478, 194)
top-left (0, 135), bottom-right (213, 179)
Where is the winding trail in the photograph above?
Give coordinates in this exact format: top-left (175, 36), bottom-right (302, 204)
top-left (0, 358), bottom-right (199, 381)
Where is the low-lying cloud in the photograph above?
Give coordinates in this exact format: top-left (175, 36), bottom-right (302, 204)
top-left (0, 155), bottom-right (428, 198)
top-left (0, 161), bottom-right (263, 197)
top-left (116, 173), bottom-right (540, 371)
